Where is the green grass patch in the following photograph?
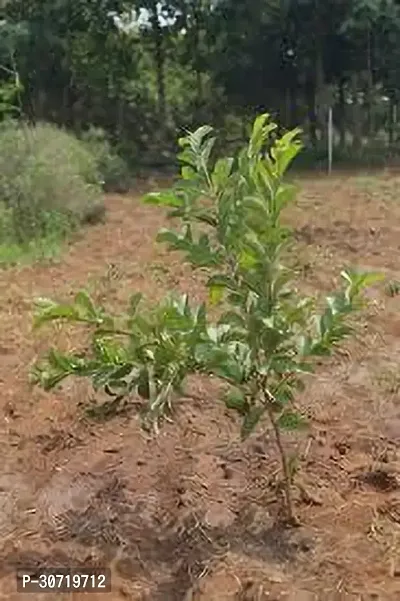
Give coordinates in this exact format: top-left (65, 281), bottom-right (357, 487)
top-left (0, 206), bottom-right (78, 266)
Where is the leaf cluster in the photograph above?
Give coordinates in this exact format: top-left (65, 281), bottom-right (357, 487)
top-left (33, 290), bottom-right (211, 429)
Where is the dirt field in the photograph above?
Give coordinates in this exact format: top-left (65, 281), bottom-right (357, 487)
top-left (1, 172), bottom-right (400, 601)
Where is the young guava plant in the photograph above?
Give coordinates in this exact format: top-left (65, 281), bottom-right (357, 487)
top-left (32, 114), bottom-right (381, 524)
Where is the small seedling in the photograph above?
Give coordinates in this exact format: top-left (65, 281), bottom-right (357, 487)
top-left (385, 280), bottom-right (400, 297)
top-left (32, 114), bottom-right (381, 524)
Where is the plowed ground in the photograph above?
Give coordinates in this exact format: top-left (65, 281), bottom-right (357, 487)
top-left (1, 172), bottom-right (400, 600)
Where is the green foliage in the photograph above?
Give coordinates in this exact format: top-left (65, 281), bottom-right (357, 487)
top-left (80, 126), bottom-right (131, 193)
top-left (32, 290), bottom-right (209, 428)
top-left (0, 121), bottom-right (104, 251)
top-left (2, 0), bottom-right (400, 167)
top-left (2, 0), bottom-right (400, 166)
top-left (33, 114), bottom-right (381, 521)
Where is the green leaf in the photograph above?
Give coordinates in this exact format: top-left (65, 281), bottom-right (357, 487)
top-left (277, 410), bottom-right (307, 431)
top-left (209, 285), bottom-right (224, 305)
top-left (75, 291), bottom-right (97, 320)
top-left (195, 342), bottom-right (246, 384)
top-left (92, 337), bottom-right (126, 364)
top-left (218, 311), bottom-right (246, 329)
top-left (142, 191), bottom-right (184, 208)
top-left (33, 298), bottom-right (81, 328)
top-left (128, 293), bottom-right (143, 317)
top-left (207, 274), bottom-right (238, 292)
top-left (275, 184), bottom-right (297, 212)
top-left (201, 136), bottom-right (216, 166)
top-left (308, 341), bottom-right (331, 356)
top-left (273, 385), bottom-right (294, 406)
top-left (108, 363), bottom-right (136, 381)
top-left (212, 157), bottom-right (233, 192)
top-left (31, 366), bottom-right (69, 391)
top-left (47, 348), bottom-right (75, 372)
top-left (205, 324), bottom-right (229, 342)
top-left (269, 356), bottom-right (314, 375)
top-left (249, 113), bottom-right (276, 157)
top-left (297, 335), bottom-right (311, 356)
top-left (340, 269), bottom-right (384, 301)
top-left (193, 210), bottom-right (218, 227)
top-left (224, 389), bottom-right (248, 415)
top-left (241, 406), bottom-right (265, 439)
top-left (188, 125), bottom-right (214, 148)
top-left (242, 195), bottom-right (270, 218)
top-left (271, 128), bottom-right (303, 176)
top-left (238, 248), bottom-right (258, 270)
top-left (181, 166), bottom-right (196, 180)
top-left (156, 229), bottom-right (182, 246)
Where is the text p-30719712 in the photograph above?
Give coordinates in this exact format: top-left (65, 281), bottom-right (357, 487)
top-left (16, 567), bottom-right (111, 593)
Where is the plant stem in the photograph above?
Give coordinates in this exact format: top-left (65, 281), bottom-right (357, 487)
top-left (96, 326), bottom-right (135, 337)
top-left (264, 390), bottom-right (298, 526)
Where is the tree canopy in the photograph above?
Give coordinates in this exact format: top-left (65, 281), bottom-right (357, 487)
top-left (1, 0), bottom-right (400, 165)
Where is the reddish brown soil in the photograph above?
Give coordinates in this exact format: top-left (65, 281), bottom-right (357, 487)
top-left (1, 172), bottom-right (400, 600)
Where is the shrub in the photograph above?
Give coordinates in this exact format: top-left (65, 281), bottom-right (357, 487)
top-left (32, 114), bottom-right (381, 523)
top-left (0, 121), bottom-right (105, 246)
top-left (80, 126), bottom-right (131, 193)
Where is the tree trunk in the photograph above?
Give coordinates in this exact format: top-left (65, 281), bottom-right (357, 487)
top-left (305, 27), bottom-right (324, 152)
top-left (351, 75), bottom-right (362, 153)
top-left (365, 27), bottom-right (373, 139)
top-left (117, 96), bottom-right (124, 138)
top-left (388, 96), bottom-right (397, 145)
top-left (149, 0), bottom-right (166, 128)
top-left (62, 85), bottom-right (70, 126)
top-left (307, 0), bottom-right (325, 148)
top-left (285, 85), bottom-right (291, 128)
top-left (306, 79), bottom-right (317, 150)
top-left (314, 33), bottom-right (324, 147)
top-left (338, 78), bottom-right (346, 150)
top-left (192, 1), bottom-right (203, 112)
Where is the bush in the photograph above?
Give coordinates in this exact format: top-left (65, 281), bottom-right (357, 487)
top-left (80, 126), bottom-right (131, 193)
top-left (0, 120), bottom-right (105, 247)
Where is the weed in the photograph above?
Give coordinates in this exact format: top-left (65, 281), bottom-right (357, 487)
top-left (376, 367), bottom-right (400, 396)
top-left (32, 114), bottom-right (381, 523)
top-left (0, 238), bottom-right (62, 266)
top-left (385, 280), bottom-right (400, 297)
top-left (0, 207), bottom-right (76, 266)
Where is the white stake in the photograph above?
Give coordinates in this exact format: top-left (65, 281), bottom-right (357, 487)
top-left (328, 106), bottom-right (333, 175)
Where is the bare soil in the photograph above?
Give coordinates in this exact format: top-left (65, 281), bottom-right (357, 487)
top-left (1, 172), bottom-right (400, 600)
